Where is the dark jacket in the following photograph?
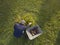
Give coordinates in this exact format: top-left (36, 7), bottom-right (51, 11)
top-left (14, 23), bottom-right (26, 38)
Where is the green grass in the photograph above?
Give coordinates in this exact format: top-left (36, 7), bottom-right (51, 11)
top-left (0, 0), bottom-right (60, 45)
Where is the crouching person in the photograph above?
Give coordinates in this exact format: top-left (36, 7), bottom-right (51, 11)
top-left (13, 20), bottom-right (26, 38)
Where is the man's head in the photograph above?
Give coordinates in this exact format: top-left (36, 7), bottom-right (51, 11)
top-left (20, 20), bottom-right (26, 25)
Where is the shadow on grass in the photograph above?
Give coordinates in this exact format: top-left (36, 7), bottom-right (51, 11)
top-left (16, 31), bottom-right (35, 45)
top-left (54, 31), bottom-right (60, 45)
top-left (7, 31), bottom-right (35, 45)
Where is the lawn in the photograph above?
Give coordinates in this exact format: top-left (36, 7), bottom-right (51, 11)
top-left (0, 0), bottom-right (60, 45)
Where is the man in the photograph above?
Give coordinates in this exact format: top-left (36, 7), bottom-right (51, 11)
top-left (14, 19), bottom-right (32, 38)
top-left (14, 20), bottom-right (26, 38)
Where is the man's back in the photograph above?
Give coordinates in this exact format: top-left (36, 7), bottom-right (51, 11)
top-left (14, 23), bottom-right (26, 38)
